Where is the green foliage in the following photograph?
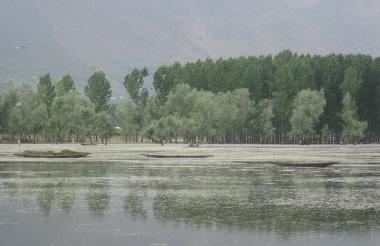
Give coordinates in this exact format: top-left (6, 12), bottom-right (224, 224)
top-left (92, 112), bottom-right (114, 142)
top-left (340, 67), bottom-right (363, 100)
top-left (145, 115), bottom-right (185, 144)
top-left (37, 73), bottom-right (55, 113)
top-left (84, 71), bottom-right (112, 112)
top-left (4, 85), bottom-right (48, 140)
top-left (163, 84), bottom-right (197, 117)
top-left (55, 74), bottom-right (75, 96)
top-left (145, 95), bottom-right (163, 121)
top-left (115, 100), bottom-right (145, 138)
top-left (255, 99), bottom-right (275, 137)
top-left (49, 91), bottom-right (95, 141)
top-left (289, 89), bottom-right (326, 138)
top-left (123, 68), bottom-right (149, 106)
top-left (321, 124), bottom-right (332, 142)
top-left (340, 93), bottom-right (367, 142)
top-left (151, 52), bottom-right (378, 136)
top-left (153, 63), bottom-right (183, 101)
top-left (0, 89), bottom-right (18, 133)
top-left (149, 85), bottom-right (255, 143)
top-left (1, 51), bottom-right (380, 144)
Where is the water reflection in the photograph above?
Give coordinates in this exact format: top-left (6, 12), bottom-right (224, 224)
top-left (0, 161), bottom-right (380, 234)
top-left (153, 193), bottom-right (380, 234)
top-left (123, 192), bottom-right (147, 220)
top-left (2, 181), bottom-right (18, 197)
top-left (86, 180), bottom-right (111, 216)
top-left (56, 188), bottom-right (76, 215)
top-left (33, 182), bottom-right (78, 215)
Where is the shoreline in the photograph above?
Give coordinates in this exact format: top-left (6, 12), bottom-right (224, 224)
top-left (1, 143), bottom-right (380, 165)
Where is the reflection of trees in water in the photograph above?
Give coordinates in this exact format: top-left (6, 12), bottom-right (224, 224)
top-left (270, 167), bottom-right (297, 200)
top-left (323, 169), bottom-right (344, 189)
top-left (26, 163), bottom-right (111, 216)
top-left (86, 180), bottom-right (111, 216)
top-left (152, 192), bottom-right (380, 234)
top-left (35, 182), bottom-right (77, 216)
top-left (150, 165), bottom-right (380, 235)
top-left (247, 167), bottom-right (297, 207)
top-left (2, 181), bottom-right (18, 198)
top-left (145, 165), bottom-right (379, 234)
top-left (1, 163), bottom-right (112, 217)
top-left (247, 166), bottom-right (302, 214)
top-left (123, 192), bottom-right (147, 220)
top-left (56, 189), bottom-right (76, 215)
top-left (37, 183), bottom-right (55, 216)
top-left (1, 162), bottom-right (113, 216)
top-left (323, 169), bottom-right (344, 205)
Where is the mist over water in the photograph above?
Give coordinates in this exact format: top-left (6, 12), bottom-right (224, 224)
top-left (0, 144), bottom-right (380, 245)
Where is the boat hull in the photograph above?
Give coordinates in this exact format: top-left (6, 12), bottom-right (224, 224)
top-left (142, 154), bottom-right (214, 159)
top-left (270, 161), bottom-right (337, 167)
top-left (15, 150), bottom-right (90, 158)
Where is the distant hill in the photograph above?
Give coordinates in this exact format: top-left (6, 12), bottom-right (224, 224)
top-left (1, 0), bottom-right (380, 94)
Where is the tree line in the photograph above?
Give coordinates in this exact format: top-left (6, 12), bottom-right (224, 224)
top-left (0, 50), bottom-right (378, 144)
top-left (0, 72), bottom-right (113, 144)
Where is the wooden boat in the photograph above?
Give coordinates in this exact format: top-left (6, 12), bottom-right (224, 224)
top-left (142, 154), bottom-right (214, 159)
top-left (81, 143), bottom-right (98, 146)
top-left (270, 161), bottom-right (337, 167)
top-left (15, 149), bottom-right (90, 158)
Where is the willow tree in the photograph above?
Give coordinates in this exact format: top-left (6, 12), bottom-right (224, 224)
top-left (340, 93), bottom-right (367, 143)
top-left (115, 100), bottom-right (146, 142)
top-left (255, 99), bottom-right (275, 142)
top-left (7, 85), bottom-right (48, 142)
top-left (289, 89), bottom-right (326, 143)
top-left (92, 111), bottom-right (114, 144)
top-left (48, 91), bottom-right (95, 143)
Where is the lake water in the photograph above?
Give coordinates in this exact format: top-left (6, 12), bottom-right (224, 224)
top-left (1, 144), bottom-right (380, 245)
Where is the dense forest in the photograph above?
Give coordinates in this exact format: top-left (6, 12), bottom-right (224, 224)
top-left (0, 50), bottom-right (379, 144)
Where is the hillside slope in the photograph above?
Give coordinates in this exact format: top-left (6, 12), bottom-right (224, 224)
top-left (1, 0), bottom-right (379, 92)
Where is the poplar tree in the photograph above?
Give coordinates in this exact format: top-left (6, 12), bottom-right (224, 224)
top-left (84, 71), bottom-right (112, 113)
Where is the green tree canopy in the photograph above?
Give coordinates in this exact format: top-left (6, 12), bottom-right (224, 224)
top-left (115, 99), bottom-right (145, 139)
top-left (92, 111), bottom-right (113, 143)
top-left (55, 74), bottom-right (75, 96)
top-left (123, 68), bottom-right (149, 107)
top-left (49, 91), bottom-right (94, 142)
top-left (340, 67), bottom-right (363, 100)
top-left (289, 89), bottom-right (326, 139)
top-left (255, 99), bottom-right (275, 137)
top-left (85, 71), bottom-right (112, 113)
top-left (37, 73), bottom-right (55, 113)
top-left (340, 93), bottom-right (367, 142)
top-left (0, 89), bottom-right (18, 134)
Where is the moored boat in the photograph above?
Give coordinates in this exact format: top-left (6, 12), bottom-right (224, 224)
top-left (270, 161), bottom-right (337, 167)
top-left (142, 154), bottom-right (214, 159)
top-left (15, 149), bottom-right (90, 158)
top-left (81, 143), bottom-right (98, 146)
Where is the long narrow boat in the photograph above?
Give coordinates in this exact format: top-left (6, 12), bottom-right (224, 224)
top-left (142, 154), bottom-right (214, 159)
top-left (270, 161), bottom-right (337, 168)
top-left (15, 150), bottom-right (90, 158)
top-left (81, 143), bottom-right (98, 146)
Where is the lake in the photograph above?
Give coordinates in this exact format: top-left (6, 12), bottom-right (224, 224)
top-left (1, 144), bottom-right (380, 245)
